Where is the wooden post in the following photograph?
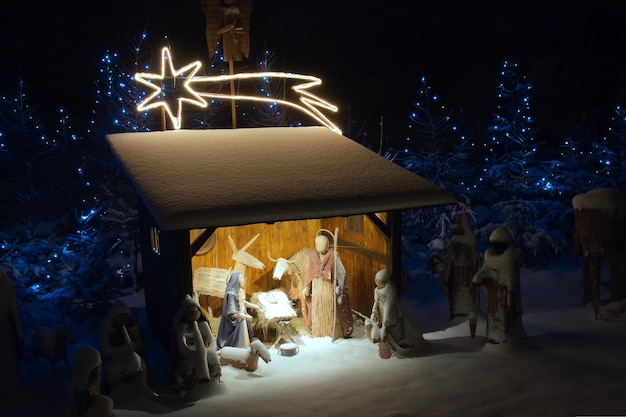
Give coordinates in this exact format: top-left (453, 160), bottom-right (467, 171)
top-left (332, 227), bottom-right (340, 342)
top-left (390, 210), bottom-right (403, 293)
top-left (229, 60), bottom-right (237, 129)
top-left (201, 0), bottom-right (252, 129)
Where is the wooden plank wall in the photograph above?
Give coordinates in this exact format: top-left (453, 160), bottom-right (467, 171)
top-left (190, 214), bottom-right (390, 318)
top-left (190, 219), bottom-right (320, 315)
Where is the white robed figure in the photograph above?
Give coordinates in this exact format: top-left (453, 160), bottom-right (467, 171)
top-left (365, 269), bottom-right (429, 358)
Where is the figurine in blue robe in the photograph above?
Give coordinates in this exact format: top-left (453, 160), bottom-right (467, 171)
top-left (217, 272), bottom-right (259, 349)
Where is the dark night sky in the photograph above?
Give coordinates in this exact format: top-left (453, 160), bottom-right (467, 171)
top-left (1, 1), bottom-right (626, 142)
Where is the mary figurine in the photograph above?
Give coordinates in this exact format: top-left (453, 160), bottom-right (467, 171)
top-left (217, 272), bottom-right (259, 349)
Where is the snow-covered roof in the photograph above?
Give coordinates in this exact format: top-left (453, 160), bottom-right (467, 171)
top-left (105, 126), bottom-right (457, 231)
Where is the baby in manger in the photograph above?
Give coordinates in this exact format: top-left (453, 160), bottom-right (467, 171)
top-left (253, 289), bottom-right (298, 347)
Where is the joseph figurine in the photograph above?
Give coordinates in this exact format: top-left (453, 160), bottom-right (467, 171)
top-left (303, 235), bottom-right (353, 338)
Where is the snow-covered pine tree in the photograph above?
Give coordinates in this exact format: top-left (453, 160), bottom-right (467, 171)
top-left (0, 78), bottom-right (58, 223)
top-left (0, 80), bottom-right (85, 301)
top-left (388, 75), bottom-right (474, 264)
top-left (399, 75), bottom-right (475, 197)
top-left (186, 39), bottom-right (232, 129)
top-left (87, 35), bottom-right (167, 291)
top-left (481, 61), bottom-right (562, 265)
top-left (90, 33), bottom-right (158, 134)
top-left (548, 122), bottom-right (616, 198)
top-left (484, 61), bottom-right (541, 199)
top-left (50, 192), bottom-right (127, 325)
top-left (244, 47), bottom-right (286, 127)
top-left (601, 103), bottom-right (626, 188)
top-left (235, 46), bottom-right (303, 129)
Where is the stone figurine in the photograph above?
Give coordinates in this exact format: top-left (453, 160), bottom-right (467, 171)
top-left (365, 269), bottom-right (429, 358)
top-left (70, 346), bottom-right (114, 417)
top-left (100, 301), bottom-right (155, 404)
top-left (100, 301), bottom-right (145, 361)
top-left (472, 226), bottom-right (526, 344)
top-left (440, 211), bottom-right (481, 319)
top-left (172, 295), bottom-right (221, 393)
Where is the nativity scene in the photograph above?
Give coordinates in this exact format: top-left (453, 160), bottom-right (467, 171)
top-left (2, 0), bottom-right (626, 416)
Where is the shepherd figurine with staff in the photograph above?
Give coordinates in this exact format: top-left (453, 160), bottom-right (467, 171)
top-left (303, 229), bottom-right (353, 340)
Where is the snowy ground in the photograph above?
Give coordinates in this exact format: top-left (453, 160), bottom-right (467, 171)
top-left (3, 257), bottom-right (626, 417)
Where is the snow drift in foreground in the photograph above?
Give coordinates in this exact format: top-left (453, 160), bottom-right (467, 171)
top-left (2, 260), bottom-right (626, 417)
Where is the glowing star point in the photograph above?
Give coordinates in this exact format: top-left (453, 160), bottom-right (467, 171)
top-left (135, 46), bottom-right (341, 134)
top-left (135, 47), bottom-right (206, 130)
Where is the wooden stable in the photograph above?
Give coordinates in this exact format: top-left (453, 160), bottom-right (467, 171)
top-left (189, 214), bottom-right (392, 320)
top-left (106, 127), bottom-right (456, 353)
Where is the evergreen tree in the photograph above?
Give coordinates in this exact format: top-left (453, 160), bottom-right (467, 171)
top-left (186, 39), bottom-right (232, 129)
top-left (0, 80), bottom-right (91, 309)
top-left (235, 46), bottom-right (304, 129)
top-left (0, 79), bottom-right (72, 226)
top-left (481, 61), bottom-right (562, 265)
top-left (244, 47), bottom-right (286, 127)
top-left (90, 33), bottom-right (157, 135)
top-left (0, 79), bottom-right (47, 195)
top-left (388, 75), bottom-right (474, 262)
top-left (398, 75), bottom-right (476, 199)
top-left (484, 61), bottom-right (541, 200)
top-left (601, 103), bottom-right (626, 188)
top-left (548, 120), bottom-right (615, 197)
top-left (87, 35), bottom-right (164, 291)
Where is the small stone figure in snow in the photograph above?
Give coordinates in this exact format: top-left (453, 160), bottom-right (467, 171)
top-left (440, 211), bottom-right (481, 319)
top-left (100, 301), bottom-right (154, 404)
top-left (365, 269), bottom-right (429, 359)
top-left (172, 295), bottom-right (222, 393)
top-left (217, 272), bottom-right (260, 349)
top-left (101, 301), bottom-right (145, 361)
top-left (70, 346), bottom-right (114, 417)
top-left (472, 226), bottom-right (526, 344)
top-left (0, 269), bottom-right (24, 403)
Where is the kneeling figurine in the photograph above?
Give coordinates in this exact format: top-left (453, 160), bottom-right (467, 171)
top-left (219, 339), bottom-right (271, 372)
top-left (365, 269), bottom-right (429, 358)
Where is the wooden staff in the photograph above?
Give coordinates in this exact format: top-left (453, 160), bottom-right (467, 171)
top-left (332, 227), bottom-right (340, 341)
top-left (229, 60), bottom-right (237, 128)
top-left (315, 228), bottom-right (341, 342)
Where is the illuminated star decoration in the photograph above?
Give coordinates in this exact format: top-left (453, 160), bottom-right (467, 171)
top-left (135, 47), bottom-right (207, 130)
top-left (135, 47), bottom-right (341, 134)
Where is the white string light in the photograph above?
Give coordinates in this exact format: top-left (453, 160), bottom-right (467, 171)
top-left (135, 47), bottom-right (341, 134)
